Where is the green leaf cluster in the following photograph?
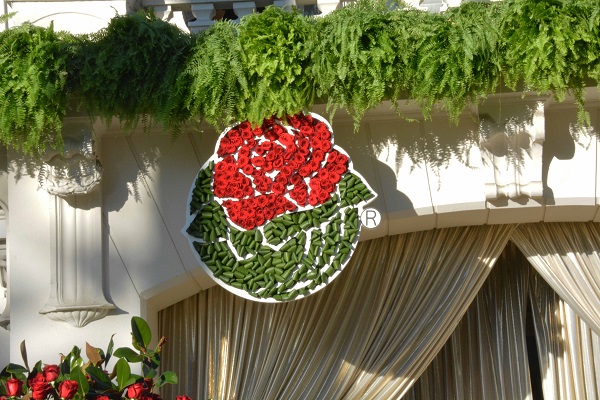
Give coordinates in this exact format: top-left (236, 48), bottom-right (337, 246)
top-left (0, 317), bottom-right (180, 399)
top-left (2, 0), bottom-right (600, 154)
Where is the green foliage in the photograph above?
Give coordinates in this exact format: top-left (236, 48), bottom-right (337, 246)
top-left (173, 21), bottom-right (248, 129)
top-left (0, 22), bottom-right (68, 154)
top-left (312, 0), bottom-right (419, 125)
top-left (501, 0), bottom-right (600, 123)
top-left (74, 11), bottom-right (191, 129)
top-left (412, 2), bottom-right (503, 121)
top-left (0, 317), bottom-right (183, 399)
top-left (238, 6), bottom-right (315, 123)
top-left (1, 0), bottom-right (600, 154)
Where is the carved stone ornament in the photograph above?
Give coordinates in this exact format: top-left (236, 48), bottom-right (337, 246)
top-left (479, 101), bottom-right (545, 200)
top-left (39, 133), bottom-right (102, 196)
top-left (39, 121), bottom-right (114, 327)
top-left (39, 194), bottom-right (115, 327)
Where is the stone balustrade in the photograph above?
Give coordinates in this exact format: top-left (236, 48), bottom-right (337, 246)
top-left (141, 0), bottom-right (487, 32)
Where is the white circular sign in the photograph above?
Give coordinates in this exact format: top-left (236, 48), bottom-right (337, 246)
top-left (360, 208), bottom-right (381, 229)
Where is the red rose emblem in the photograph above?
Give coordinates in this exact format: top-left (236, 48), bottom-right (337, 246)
top-left (58, 380), bottom-right (79, 400)
top-left (211, 114), bottom-right (348, 230)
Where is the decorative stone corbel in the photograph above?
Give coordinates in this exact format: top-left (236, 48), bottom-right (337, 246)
top-left (39, 132), bottom-right (102, 196)
top-left (39, 120), bottom-right (115, 327)
top-left (479, 101), bottom-right (545, 200)
top-left (273, 0), bottom-right (297, 10)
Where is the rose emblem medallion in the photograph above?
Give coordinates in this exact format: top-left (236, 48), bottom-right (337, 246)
top-left (185, 113), bottom-right (376, 302)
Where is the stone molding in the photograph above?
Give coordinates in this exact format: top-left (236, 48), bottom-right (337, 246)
top-left (480, 101), bottom-right (545, 200)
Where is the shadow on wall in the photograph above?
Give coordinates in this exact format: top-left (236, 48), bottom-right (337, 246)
top-left (542, 106), bottom-right (597, 205)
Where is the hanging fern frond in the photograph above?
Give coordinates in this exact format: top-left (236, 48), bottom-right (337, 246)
top-left (173, 21), bottom-right (249, 130)
top-left (312, 0), bottom-right (419, 126)
top-left (238, 6), bottom-right (316, 124)
top-left (74, 10), bottom-right (191, 130)
top-left (501, 0), bottom-right (599, 124)
top-left (0, 23), bottom-right (68, 155)
top-left (412, 2), bottom-right (502, 121)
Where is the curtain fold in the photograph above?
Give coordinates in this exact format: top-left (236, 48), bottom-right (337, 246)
top-left (402, 242), bottom-right (532, 400)
top-left (529, 269), bottom-right (600, 400)
top-left (159, 224), bottom-right (515, 400)
top-left (511, 222), bottom-right (600, 335)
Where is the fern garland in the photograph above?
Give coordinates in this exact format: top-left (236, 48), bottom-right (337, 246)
top-left (312, 1), bottom-right (420, 126)
top-left (73, 11), bottom-right (191, 129)
top-left (500, 0), bottom-right (600, 124)
top-left (0, 0), bottom-right (600, 155)
top-left (171, 21), bottom-right (248, 130)
top-left (0, 22), bottom-right (68, 154)
top-left (237, 6), bottom-right (315, 124)
top-left (412, 2), bottom-right (503, 121)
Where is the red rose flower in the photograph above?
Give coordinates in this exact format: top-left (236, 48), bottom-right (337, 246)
top-left (58, 380), bottom-right (79, 400)
top-left (29, 374), bottom-right (51, 400)
top-left (126, 382), bottom-right (145, 399)
top-left (176, 396), bottom-right (192, 400)
top-left (42, 364), bottom-right (60, 382)
top-left (5, 377), bottom-right (23, 397)
top-left (95, 396), bottom-right (110, 400)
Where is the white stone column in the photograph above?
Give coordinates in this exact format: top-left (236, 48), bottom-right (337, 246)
top-left (38, 120), bottom-right (114, 327)
top-left (0, 216), bottom-right (8, 329)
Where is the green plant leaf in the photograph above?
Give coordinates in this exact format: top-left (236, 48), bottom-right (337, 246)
top-left (156, 371), bottom-right (178, 387)
top-left (70, 365), bottom-right (90, 396)
top-left (115, 358), bottom-right (131, 391)
top-left (5, 363), bottom-right (28, 375)
top-left (85, 365), bottom-right (115, 391)
top-left (131, 317), bottom-right (151, 349)
top-left (20, 341), bottom-right (29, 372)
top-left (105, 334), bottom-right (115, 367)
top-left (113, 347), bottom-right (143, 363)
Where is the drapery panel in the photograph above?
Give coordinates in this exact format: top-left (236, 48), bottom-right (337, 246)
top-left (511, 222), bottom-right (600, 335)
top-left (529, 269), bottom-right (600, 400)
top-left (159, 224), bottom-right (515, 400)
top-left (402, 242), bottom-right (532, 400)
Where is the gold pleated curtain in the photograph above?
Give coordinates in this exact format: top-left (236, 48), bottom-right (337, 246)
top-left (512, 222), bottom-right (600, 335)
top-left (159, 224), bottom-right (515, 400)
top-left (403, 223), bottom-right (600, 400)
top-left (529, 266), bottom-right (600, 400)
top-left (403, 243), bottom-right (533, 400)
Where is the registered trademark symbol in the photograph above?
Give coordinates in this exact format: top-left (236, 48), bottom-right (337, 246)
top-left (360, 208), bottom-right (381, 229)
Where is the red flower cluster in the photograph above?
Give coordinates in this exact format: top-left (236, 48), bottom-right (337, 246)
top-left (213, 114), bottom-right (348, 230)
